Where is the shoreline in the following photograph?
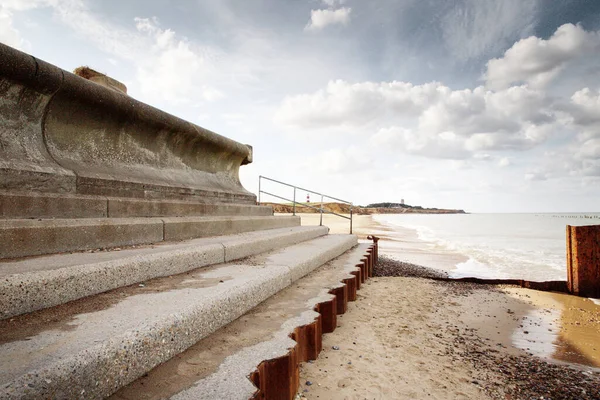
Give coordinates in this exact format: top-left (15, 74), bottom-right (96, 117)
top-left (286, 212), bottom-right (469, 273)
top-left (286, 212), bottom-right (600, 395)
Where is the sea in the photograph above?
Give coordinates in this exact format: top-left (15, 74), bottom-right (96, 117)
top-left (372, 213), bottom-right (600, 282)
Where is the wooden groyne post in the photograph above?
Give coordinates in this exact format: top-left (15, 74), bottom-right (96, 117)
top-left (567, 225), bottom-right (600, 298)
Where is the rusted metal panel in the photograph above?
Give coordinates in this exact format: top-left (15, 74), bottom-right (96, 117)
top-left (567, 225), bottom-right (600, 298)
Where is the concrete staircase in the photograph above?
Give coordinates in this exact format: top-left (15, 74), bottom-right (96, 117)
top-left (0, 190), bottom-right (300, 259)
top-left (0, 192), bottom-right (376, 400)
top-left (113, 244), bottom-right (376, 400)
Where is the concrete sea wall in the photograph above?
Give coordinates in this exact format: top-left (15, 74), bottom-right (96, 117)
top-left (0, 43), bottom-right (254, 204)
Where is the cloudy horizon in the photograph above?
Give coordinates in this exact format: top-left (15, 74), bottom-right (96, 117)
top-left (1, 0), bottom-right (599, 213)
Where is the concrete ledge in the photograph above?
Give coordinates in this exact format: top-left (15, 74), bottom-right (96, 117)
top-left (0, 226), bottom-right (328, 318)
top-left (162, 216), bottom-right (300, 241)
top-left (0, 234), bottom-right (356, 399)
top-left (107, 197), bottom-right (272, 218)
top-left (0, 216), bottom-right (300, 259)
top-left (0, 43), bottom-right (254, 203)
top-left (0, 190), bottom-right (108, 219)
top-left (0, 218), bottom-right (164, 259)
top-left (222, 226), bottom-right (329, 262)
top-left (0, 190), bottom-right (273, 219)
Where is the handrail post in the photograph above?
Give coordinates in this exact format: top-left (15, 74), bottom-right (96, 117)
top-left (319, 195), bottom-right (324, 226)
top-left (258, 175), bottom-right (261, 204)
top-left (293, 187), bottom-right (296, 216)
top-left (350, 206), bottom-right (353, 234)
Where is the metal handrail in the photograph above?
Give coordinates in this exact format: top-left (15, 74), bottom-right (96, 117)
top-left (258, 175), bottom-right (353, 234)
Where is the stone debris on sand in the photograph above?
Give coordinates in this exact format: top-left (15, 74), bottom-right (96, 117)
top-left (373, 255), bottom-right (449, 279)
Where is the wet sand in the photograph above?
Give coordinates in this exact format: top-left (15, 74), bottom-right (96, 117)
top-left (289, 213), bottom-right (600, 399)
top-left (503, 287), bottom-right (600, 368)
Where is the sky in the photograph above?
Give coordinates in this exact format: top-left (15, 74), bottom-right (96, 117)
top-left (1, 0), bottom-right (599, 213)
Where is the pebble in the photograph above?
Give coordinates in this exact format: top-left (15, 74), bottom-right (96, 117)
top-left (332, 345), bottom-right (340, 350)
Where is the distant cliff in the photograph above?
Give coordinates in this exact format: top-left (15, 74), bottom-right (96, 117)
top-left (261, 202), bottom-right (466, 215)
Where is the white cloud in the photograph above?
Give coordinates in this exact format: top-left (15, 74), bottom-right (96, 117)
top-left (547, 88), bottom-right (600, 178)
top-left (305, 7), bottom-right (351, 31)
top-left (276, 80), bottom-right (443, 128)
top-left (276, 80), bottom-right (558, 159)
top-left (133, 17), bottom-right (224, 104)
top-left (0, 7), bottom-right (25, 49)
top-left (568, 88), bottom-right (600, 133)
top-left (485, 23), bottom-right (600, 90)
top-left (374, 126), bottom-right (471, 159)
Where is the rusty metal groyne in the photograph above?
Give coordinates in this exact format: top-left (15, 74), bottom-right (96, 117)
top-left (432, 276), bottom-right (569, 293)
top-left (250, 239), bottom-right (378, 399)
top-left (0, 43), bottom-right (254, 203)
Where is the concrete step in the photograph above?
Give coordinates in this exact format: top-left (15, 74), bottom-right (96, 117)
top-left (111, 243), bottom-right (375, 400)
top-left (0, 226), bottom-right (329, 319)
top-left (0, 234), bottom-right (358, 400)
top-left (0, 190), bottom-right (273, 219)
top-left (0, 215), bottom-right (299, 259)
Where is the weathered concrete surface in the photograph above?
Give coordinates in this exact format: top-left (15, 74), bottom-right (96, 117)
top-left (162, 216), bottom-right (300, 241)
top-left (107, 197), bottom-right (272, 218)
top-left (0, 226), bottom-right (328, 318)
top-left (0, 190), bottom-right (108, 219)
top-left (0, 44), bottom-right (75, 193)
top-left (112, 244), bottom-right (371, 400)
top-left (0, 234), bottom-right (356, 399)
top-left (222, 225), bottom-right (328, 262)
top-left (0, 190), bottom-right (272, 219)
top-left (567, 225), bottom-right (600, 298)
top-left (0, 218), bottom-right (164, 259)
top-left (0, 216), bottom-right (299, 259)
top-left (0, 43), bottom-right (254, 203)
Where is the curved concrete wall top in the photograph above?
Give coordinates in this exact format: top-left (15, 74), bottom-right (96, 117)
top-left (0, 43), bottom-right (255, 204)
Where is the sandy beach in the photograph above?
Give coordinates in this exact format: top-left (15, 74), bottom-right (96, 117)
top-left (290, 213), bottom-right (600, 399)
